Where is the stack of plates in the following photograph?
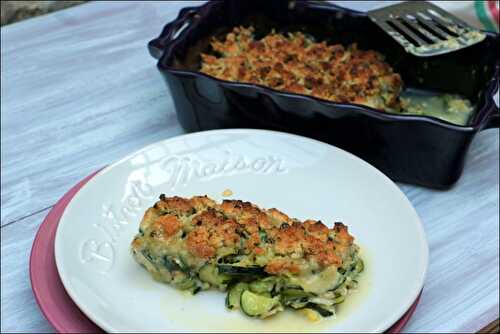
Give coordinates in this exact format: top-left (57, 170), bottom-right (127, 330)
top-left (30, 129), bottom-right (428, 333)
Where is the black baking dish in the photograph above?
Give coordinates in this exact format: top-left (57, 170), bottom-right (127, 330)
top-left (148, 0), bottom-right (499, 189)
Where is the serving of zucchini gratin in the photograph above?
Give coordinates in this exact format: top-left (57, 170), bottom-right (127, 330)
top-left (131, 195), bottom-right (364, 319)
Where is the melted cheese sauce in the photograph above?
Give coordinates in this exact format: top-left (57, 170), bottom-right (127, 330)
top-left (158, 248), bottom-right (372, 332)
top-left (399, 90), bottom-right (474, 125)
top-left (288, 266), bottom-right (339, 294)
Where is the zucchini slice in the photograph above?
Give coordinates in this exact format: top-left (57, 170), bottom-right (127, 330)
top-left (249, 277), bottom-right (277, 294)
top-left (289, 300), bottom-right (309, 309)
top-left (354, 258), bottom-right (364, 273)
top-left (226, 282), bottom-right (249, 310)
top-left (217, 265), bottom-right (267, 277)
top-left (164, 256), bottom-right (189, 273)
top-left (330, 275), bottom-right (346, 291)
top-left (174, 277), bottom-right (197, 290)
top-left (333, 295), bottom-right (345, 304)
top-left (281, 288), bottom-right (314, 299)
top-left (240, 290), bottom-right (282, 318)
top-left (280, 289), bottom-right (314, 306)
top-left (199, 264), bottom-right (231, 287)
top-left (305, 303), bottom-right (334, 317)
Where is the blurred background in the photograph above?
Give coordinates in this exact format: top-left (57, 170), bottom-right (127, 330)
top-left (1, 1), bottom-right (497, 31)
top-left (1, 1), bottom-right (87, 26)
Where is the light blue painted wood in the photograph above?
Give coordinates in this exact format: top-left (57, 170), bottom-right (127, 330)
top-left (0, 1), bottom-right (498, 333)
top-left (1, 1), bottom-right (203, 225)
top-left (1, 210), bottom-right (54, 333)
top-left (402, 130), bottom-right (500, 333)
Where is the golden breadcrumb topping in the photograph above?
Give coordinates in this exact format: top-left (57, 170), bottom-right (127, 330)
top-left (200, 26), bottom-right (403, 111)
top-left (132, 195), bottom-right (357, 276)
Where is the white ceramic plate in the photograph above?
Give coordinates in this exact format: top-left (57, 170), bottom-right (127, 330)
top-left (55, 129), bottom-right (428, 333)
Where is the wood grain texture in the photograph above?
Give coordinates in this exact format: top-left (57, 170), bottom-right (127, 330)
top-left (0, 1), bottom-right (498, 333)
top-left (401, 131), bottom-right (500, 333)
top-left (1, 210), bottom-right (54, 333)
top-left (0, 1), bottom-right (202, 225)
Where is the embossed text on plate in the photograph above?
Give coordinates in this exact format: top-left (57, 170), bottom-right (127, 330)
top-left (84, 151), bottom-right (288, 272)
top-left (160, 151), bottom-right (288, 189)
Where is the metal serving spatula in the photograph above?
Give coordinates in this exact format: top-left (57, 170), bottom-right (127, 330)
top-left (368, 1), bottom-right (486, 57)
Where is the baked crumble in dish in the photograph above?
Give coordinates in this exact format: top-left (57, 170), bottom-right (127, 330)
top-left (200, 26), bottom-right (403, 111)
top-left (131, 195), bottom-right (364, 319)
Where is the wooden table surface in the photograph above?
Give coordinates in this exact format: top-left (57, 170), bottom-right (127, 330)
top-left (1, 1), bottom-right (499, 333)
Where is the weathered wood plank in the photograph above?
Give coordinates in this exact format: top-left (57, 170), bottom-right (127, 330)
top-left (1, 210), bottom-right (54, 333)
top-left (1, 1), bottom-right (204, 225)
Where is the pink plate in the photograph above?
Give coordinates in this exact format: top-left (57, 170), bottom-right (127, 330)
top-left (30, 170), bottom-right (422, 333)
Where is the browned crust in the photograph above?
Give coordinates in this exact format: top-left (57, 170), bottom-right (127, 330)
top-left (134, 195), bottom-right (356, 275)
top-left (200, 26), bottom-right (403, 111)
